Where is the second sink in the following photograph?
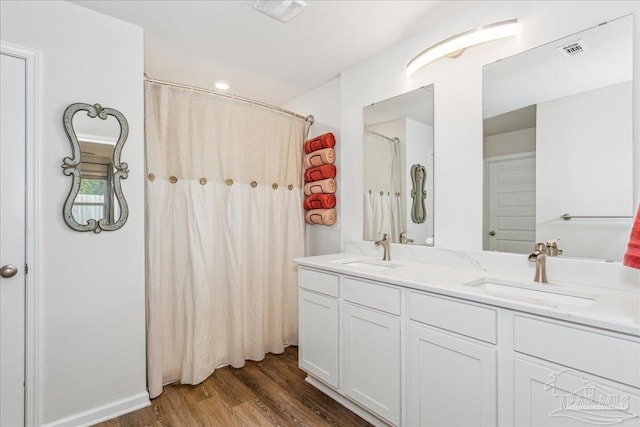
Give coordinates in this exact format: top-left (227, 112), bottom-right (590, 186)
top-left (466, 278), bottom-right (598, 307)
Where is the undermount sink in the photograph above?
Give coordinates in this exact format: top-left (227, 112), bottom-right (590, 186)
top-left (465, 278), bottom-right (598, 308)
top-left (333, 258), bottom-right (403, 271)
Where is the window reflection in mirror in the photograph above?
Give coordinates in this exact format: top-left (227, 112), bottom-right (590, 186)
top-left (363, 85), bottom-right (434, 245)
top-left (71, 114), bottom-right (120, 226)
top-left (482, 15), bottom-right (633, 262)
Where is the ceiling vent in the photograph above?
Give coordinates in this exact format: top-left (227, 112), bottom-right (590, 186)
top-left (254, 0), bottom-right (307, 23)
top-left (557, 39), bottom-right (590, 57)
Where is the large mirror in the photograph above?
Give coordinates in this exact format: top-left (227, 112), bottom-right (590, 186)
top-left (363, 85), bottom-right (434, 245)
top-left (483, 15), bottom-right (633, 261)
top-left (62, 103), bottom-right (129, 233)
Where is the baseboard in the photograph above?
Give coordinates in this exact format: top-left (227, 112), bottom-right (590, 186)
top-left (305, 376), bottom-right (393, 427)
top-left (42, 391), bottom-right (150, 427)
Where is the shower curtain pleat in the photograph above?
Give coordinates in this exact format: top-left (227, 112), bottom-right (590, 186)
top-left (145, 83), bottom-right (307, 398)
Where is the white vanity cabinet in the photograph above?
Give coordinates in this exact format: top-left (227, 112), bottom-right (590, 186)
top-left (297, 268), bottom-right (401, 426)
top-left (296, 260), bottom-right (640, 427)
top-left (407, 292), bottom-right (497, 427)
top-left (298, 268), bottom-right (340, 388)
top-left (512, 315), bottom-right (640, 426)
top-left (342, 278), bottom-right (401, 425)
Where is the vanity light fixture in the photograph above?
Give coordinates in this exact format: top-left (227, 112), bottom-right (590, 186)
top-left (214, 81), bottom-right (231, 91)
top-left (407, 19), bottom-right (519, 77)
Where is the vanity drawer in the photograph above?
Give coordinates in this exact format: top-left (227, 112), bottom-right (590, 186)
top-left (343, 277), bottom-right (401, 315)
top-left (299, 268), bottom-right (339, 298)
top-left (513, 316), bottom-right (640, 388)
top-left (409, 291), bottom-right (497, 344)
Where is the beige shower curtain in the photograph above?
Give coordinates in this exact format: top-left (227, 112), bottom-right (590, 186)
top-left (145, 82), bottom-right (309, 398)
top-left (363, 131), bottom-right (403, 243)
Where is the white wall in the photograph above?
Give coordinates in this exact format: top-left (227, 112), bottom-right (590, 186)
top-left (0, 1), bottom-right (148, 425)
top-left (286, 1), bottom-right (639, 285)
top-left (537, 82), bottom-right (633, 223)
top-left (536, 82), bottom-right (633, 261)
top-left (284, 77), bottom-right (341, 256)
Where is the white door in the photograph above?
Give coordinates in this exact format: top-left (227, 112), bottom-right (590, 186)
top-left (0, 52), bottom-right (27, 427)
top-left (407, 323), bottom-right (497, 427)
top-left (485, 153), bottom-right (535, 254)
top-left (298, 289), bottom-right (339, 388)
top-left (342, 302), bottom-right (400, 425)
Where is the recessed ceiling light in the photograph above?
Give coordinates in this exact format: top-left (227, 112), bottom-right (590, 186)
top-left (254, 0), bottom-right (307, 23)
top-left (214, 81), bottom-right (231, 91)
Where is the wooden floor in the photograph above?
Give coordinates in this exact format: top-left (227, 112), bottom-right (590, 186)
top-left (95, 347), bottom-right (372, 427)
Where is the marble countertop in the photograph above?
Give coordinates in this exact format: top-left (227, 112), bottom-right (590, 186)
top-left (294, 253), bottom-right (640, 337)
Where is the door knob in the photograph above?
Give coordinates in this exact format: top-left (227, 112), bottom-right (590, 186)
top-left (0, 264), bottom-right (18, 278)
top-left (489, 231), bottom-right (496, 236)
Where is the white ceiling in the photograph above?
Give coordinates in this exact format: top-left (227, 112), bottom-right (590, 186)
top-left (70, 0), bottom-right (481, 106)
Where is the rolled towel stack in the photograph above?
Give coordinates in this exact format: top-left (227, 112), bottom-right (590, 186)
top-left (303, 132), bottom-right (337, 226)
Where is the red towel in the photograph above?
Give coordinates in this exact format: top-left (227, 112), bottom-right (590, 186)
top-left (304, 164), bottom-right (336, 182)
top-left (304, 194), bottom-right (336, 210)
top-left (304, 132), bottom-right (335, 154)
top-left (623, 205), bottom-right (640, 269)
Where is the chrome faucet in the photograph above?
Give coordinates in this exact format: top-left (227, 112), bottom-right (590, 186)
top-left (528, 242), bottom-right (548, 283)
top-left (374, 233), bottom-right (391, 261)
top-left (400, 231), bottom-right (414, 244)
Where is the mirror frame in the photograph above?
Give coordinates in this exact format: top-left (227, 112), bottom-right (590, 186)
top-left (61, 102), bottom-right (129, 233)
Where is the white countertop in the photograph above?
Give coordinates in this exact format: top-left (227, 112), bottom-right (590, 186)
top-left (294, 253), bottom-right (640, 337)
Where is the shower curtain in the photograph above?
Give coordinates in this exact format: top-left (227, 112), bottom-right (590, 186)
top-left (145, 82), bottom-right (309, 398)
top-left (363, 131), bottom-right (403, 242)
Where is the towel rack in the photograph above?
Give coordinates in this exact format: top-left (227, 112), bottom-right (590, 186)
top-left (560, 213), bottom-right (633, 221)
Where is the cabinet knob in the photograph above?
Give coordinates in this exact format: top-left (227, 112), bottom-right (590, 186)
top-left (0, 264), bottom-right (18, 278)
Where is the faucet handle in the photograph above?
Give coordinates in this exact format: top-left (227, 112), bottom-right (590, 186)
top-left (378, 232), bottom-right (389, 241)
top-left (546, 239), bottom-right (563, 256)
top-left (534, 242), bottom-right (547, 253)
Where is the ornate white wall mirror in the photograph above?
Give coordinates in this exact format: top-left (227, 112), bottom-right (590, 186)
top-left (482, 15), bottom-right (634, 261)
top-left (363, 85), bottom-right (434, 245)
top-left (62, 103), bottom-right (129, 233)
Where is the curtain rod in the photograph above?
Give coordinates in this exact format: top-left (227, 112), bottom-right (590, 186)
top-left (364, 129), bottom-right (399, 143)
top-left (144, 76), bottom-right (314, 124)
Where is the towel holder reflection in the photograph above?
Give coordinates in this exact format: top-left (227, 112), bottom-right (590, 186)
top-left (560, 213), bottom-right (632, 221)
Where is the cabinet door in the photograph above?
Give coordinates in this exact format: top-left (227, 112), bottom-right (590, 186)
top-left (342, 302), bottom-right (401, 425)
top-left (298, 289), bottom-right (339, 388)
top-left (407, 323), bottom-right (497, 427)
top-left (514, 358), bottom-right (640, 426)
